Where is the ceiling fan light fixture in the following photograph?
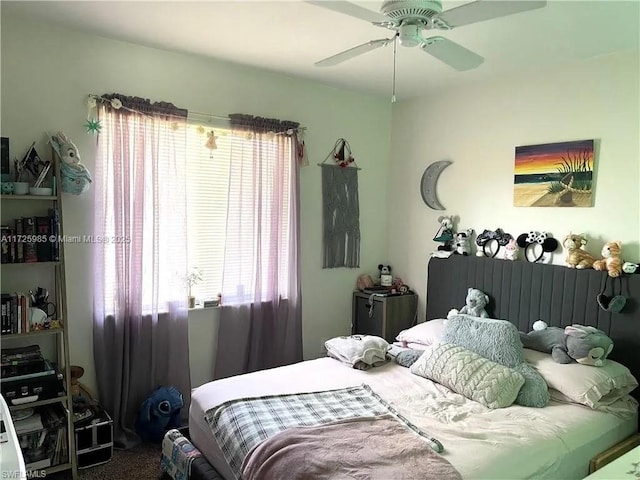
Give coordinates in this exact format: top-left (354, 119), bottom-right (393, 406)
top-left (398, 23), bottom-right (423, 47)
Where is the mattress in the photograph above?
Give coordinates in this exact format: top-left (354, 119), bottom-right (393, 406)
top-left (189, 358), bottom-right (637, 480)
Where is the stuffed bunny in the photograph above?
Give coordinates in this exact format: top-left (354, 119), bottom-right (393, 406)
top-left (520, 321), bottom-right (613, 366)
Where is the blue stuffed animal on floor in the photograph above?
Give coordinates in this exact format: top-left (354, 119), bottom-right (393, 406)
top-left (135, 386), bottom-right (184, 443)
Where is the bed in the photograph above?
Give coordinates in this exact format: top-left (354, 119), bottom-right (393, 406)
top-left (186, 256), bottom-right (640, 480)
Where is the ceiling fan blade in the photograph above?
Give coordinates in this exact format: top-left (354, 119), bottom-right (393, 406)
top-left (306, 1), bottom-right (389, 24)
top-left (420, 36), bottom-right (483, 71)
top-left (437, 1), bottom-right (546, 28)
top-left (315, 38), bottom-right (392, 67)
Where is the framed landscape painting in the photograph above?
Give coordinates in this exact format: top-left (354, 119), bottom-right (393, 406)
top-left (513, 139), bottom-right (595, 207)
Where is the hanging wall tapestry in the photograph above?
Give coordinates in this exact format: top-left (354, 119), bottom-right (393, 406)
top-left (514, 139), bottom-right (595, 207)
top-left (320, 138), bottom-right (360, 268)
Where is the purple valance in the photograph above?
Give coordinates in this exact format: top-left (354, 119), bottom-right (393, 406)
top-left (229, 114), bottom-right (300, 134)
top-left (100, 93), bottom-right (188, 119)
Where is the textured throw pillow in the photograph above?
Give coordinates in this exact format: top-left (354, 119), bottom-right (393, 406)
top-left (396, 319), bottom-right (446, 346)
top-left (442, 315), bottom-right (549, 408)
top-left (524, 349), bottom-right (639, 408)
top-left (410, 343), bottom-right (525, 409)
top-left (395, 349), bottom-right (423, 368)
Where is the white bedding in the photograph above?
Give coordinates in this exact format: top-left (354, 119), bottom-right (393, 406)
top-left (189, 358), bottom-right (637, 480)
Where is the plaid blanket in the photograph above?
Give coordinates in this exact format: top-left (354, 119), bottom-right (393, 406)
top-left (204, 384), bottom-right (443, 479)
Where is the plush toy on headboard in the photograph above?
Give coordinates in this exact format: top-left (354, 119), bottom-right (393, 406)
top-left (433, 215), bottom-right (455, 251)
top-left (520, 321), bottom-right (613, 366)
top-left (453, 228), bottom-right (474, 256)
top-left (447, 287), bottom-right (490, 319)
top-left (593, 241), bottom-right (623, 278)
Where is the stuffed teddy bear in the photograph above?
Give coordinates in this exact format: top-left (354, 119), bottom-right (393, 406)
top-left (447, 287), bottom-right (490, 319)
top-left (593, 241), bottom-right (623, 277)
top-left (433, 215), bottom-right (455, 251)
top-left (520, 320), bottom-right (613, 366)
top-left (453, 228), bottom-right (473, 256)
top-left (562, 233), bottom-right (595, 269)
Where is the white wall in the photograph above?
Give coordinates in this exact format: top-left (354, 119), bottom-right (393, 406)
top-left (1, 14), bottom-right (392, 392)
top-left (388, 51), bottom-right (640, 320)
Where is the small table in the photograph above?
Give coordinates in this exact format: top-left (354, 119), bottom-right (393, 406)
top-left (585, 444), bottom-right (640, 479)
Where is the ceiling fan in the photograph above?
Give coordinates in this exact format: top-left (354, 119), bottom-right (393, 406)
top-left (309, 0), bottom-right (547, 71)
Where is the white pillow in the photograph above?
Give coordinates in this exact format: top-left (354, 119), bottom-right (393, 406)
top-left (410, 343), bottom-right (525, 409)
top-left (524, 349), bottom-right (638, 409)
top-left (396, 319), bottom-right (446, 346)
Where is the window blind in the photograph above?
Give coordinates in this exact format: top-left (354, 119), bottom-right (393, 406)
top-left (185, 125), bottom-right (292, 302)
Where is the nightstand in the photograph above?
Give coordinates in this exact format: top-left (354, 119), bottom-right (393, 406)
top-left (585, 434), bottom-right (640, 478)
top-left (351, 292), bottom-right (418, 343)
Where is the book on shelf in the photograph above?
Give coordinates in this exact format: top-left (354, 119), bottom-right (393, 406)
top-left (1, 345), bottom-right (44, 366)
top-left (15, 218), bottom-right (24, 263)
top-left (35, 216), bottom-right (52, 262)
top-left (0, 293), bottom-right (10, 334)
top-left (0, 213), bottom-right (59, 264)
top-left (0, 292), bottom-right (30, 335)
top-left (22, 217), bottom-right (37, 263)
top-left (0, 226), bottom-right (9, 264)
top-left (48, 208), bottom-right (60, 262)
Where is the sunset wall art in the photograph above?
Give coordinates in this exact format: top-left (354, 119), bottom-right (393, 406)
top-left (513, 139), bottom-right (595, 207)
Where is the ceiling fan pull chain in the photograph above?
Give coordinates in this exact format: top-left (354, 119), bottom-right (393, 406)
top-left (391, 34), bottom-right (398, 103)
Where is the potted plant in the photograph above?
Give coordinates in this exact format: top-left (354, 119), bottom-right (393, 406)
top-left (187, 267), bottom-right (203, 308)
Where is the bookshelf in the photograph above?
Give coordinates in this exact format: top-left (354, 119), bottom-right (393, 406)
top-left (1, 153), bottom-right (78, 479)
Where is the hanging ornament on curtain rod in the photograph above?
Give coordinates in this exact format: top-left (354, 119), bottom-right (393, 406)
top-left (85, 96), bottom-right (102, 135)
top-left (205, 130), bottom-right (218, 158)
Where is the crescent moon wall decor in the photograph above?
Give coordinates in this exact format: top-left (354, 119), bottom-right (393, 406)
top-left (420, 160), bottom-right (452, 210)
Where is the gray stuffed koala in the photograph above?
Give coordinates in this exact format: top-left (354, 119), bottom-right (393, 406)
top-left (447, 287), bottom-right (490, 319)
top-left (520, 321), bottom-right (614, 366)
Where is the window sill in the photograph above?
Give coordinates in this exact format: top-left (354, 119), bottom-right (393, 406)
top-left (188, 304), bottom-right (220, 312)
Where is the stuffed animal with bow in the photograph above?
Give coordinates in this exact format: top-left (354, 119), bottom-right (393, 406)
top-left (433, 215), bottom-right (455, 251)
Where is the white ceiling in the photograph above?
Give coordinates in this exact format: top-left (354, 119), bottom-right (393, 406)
top-left (4, 1), bottom-right (640, 100)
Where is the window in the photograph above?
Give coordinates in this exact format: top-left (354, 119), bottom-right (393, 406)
top-left (185, 124), bottom-right (292, 303)
top-left (96, 107), bottom-right (188, 316)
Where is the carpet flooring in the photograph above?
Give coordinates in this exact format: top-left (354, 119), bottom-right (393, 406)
top-left (78, 444), bottom-right (162, 480)
top-left (50, 443), bottom-right (164, 480)
top-left (80, 443), bottom-right (164, 480)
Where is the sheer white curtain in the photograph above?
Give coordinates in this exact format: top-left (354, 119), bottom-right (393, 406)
top-left (93, 95), bottom-right (191, 448)
top-left (214, 115), bottom-right (303, 378)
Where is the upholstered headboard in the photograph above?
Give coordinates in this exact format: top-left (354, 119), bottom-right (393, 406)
top-left (426, 255), bottom-right (640, 398)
